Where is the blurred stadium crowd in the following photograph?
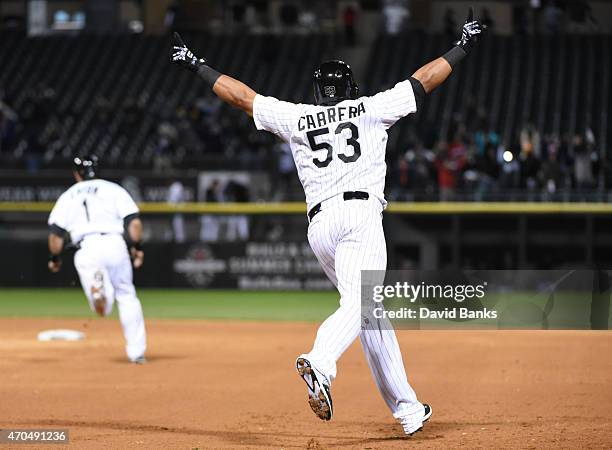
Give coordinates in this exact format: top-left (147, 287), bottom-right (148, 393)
top-left (388, 122), bottom-right (600, 202)
top-left (0, 0), bottom-right (609, 202)
top-left (0, 83), bottom-right (601, 202)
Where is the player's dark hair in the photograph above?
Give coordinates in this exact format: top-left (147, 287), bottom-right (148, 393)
top-left (73, 154), bottom-right (99, 180)
top-left (313, 60), bottom-right (359, 106)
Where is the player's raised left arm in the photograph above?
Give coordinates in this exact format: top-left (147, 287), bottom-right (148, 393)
top-left (412, 7), bottom-right (485, 95)
top-left (170, 33), bottom-right (256, 116)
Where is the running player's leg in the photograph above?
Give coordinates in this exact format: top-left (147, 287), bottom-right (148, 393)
top-left (360, 287), bottom-right (424, 421)
top-left (305, 200), bottom-right (381, 381)
top-left (356, 207), bottom-right (425, 427)
top-left (304, 208), bottom-right (340, 379)
top-left (361, 319), bottom-right (425, 429)
top-left (307, 214), bottom-right (339, 288)
top-left (74, 246), bottom-right (115, 317)
top-left (307, 199), bottom-right (423, 423)
top-left (108, 240), bottom-right (146, 361)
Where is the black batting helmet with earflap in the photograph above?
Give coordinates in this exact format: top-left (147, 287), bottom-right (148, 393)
top-left (313, 60), bottom-right (359, 106)
top-left (72, 155), bottom-right (99, 180)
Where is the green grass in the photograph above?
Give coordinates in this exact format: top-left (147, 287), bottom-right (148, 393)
top-left (0, 289), bottom-right (338, 321)
top-left (0, 289), bottom-right (608, 328)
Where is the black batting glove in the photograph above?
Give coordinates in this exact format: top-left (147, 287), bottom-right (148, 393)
top-left (454, 7), bottom-right (486, 53)
top-left (171, 32), bottom-right (207, 73)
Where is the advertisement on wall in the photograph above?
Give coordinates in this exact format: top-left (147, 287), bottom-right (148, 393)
top-left (172, 242), bottom-right (332, 290)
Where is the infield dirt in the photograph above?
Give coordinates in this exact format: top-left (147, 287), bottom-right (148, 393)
top-left (1, 318), bottom-right (610, 449)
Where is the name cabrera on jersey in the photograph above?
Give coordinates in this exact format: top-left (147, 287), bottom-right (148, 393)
top-left (253, 79), bottom-right (418, 210)
top-left (48, 179), bottom-right (139, 243)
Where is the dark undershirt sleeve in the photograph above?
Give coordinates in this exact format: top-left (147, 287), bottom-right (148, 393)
top-left (123, 213), bottom-right (142, 249)
top-left (123, 212), bottom-right (140, 229)
top-left (48, 223), bottom-right (67, 237)
top-left (409, 77), bottom-right (426, 111)
top-left (123, 213), bottom-right (140, 232)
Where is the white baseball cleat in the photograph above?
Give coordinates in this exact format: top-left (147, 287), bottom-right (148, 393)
top-left (398, 403), bottom-right (432, 435)
top-left (91, 270), bottom-right (106, 317)
top-left (296, 356), bottom-right (333, 421)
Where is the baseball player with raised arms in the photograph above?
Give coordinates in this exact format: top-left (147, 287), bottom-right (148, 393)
top-left (47, 155), bottom-right (147, 364)
top-left (172, 8), bottom-right (484, 435)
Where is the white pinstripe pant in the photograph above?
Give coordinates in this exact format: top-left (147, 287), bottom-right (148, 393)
top-left (305, 194), bottom-right (423, 419)
top-left (74, 234), bottom-right (147, 361)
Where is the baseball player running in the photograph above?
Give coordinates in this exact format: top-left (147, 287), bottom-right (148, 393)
top-left (172, 8), bottom-right (484, 434)
top-left (47, 155), bottom-right (147, 364)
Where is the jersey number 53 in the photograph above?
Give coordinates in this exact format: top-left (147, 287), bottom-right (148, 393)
top-left (306, 122), bottom-right (361, 168)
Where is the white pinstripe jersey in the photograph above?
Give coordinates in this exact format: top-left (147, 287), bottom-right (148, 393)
top-left (253, 80), bottom-right (417, 210)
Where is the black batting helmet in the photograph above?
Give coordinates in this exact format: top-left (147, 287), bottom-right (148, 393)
top-left (313, 60), bottom-right (359, 106)
top-left (72, 154), bottom-right (99, 180)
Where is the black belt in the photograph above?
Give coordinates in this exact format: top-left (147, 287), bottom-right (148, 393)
top-left (308, 191), bottom-right (369, 222)
top-left (76, 232), bottom-right (109, 246)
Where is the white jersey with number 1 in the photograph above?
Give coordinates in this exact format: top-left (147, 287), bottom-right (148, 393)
top-left (48, 178), bottom-right (146, 362)
top-left (48, 179), bottom-right (139, 244)
top-left (253, 80), bottom-right (417, 210)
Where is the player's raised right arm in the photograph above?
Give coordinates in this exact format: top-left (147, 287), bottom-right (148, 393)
top-left (170, 33), bottom-right (256, 116)
top-left (412, 7), bottom-right (485, 95)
